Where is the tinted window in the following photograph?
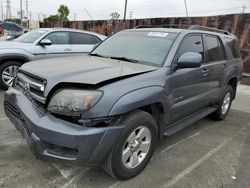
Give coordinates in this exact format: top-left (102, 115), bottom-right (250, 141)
top-left (44, 32), bottom-right (69, 45)
top-left (71, 32), bottom-right (98, 44)
top-left (177, 35), bottom-right (204, 61)
top-left (205, 36), bottom-right (224, 62)
top-left (225, 37), bottom-right (241, 58)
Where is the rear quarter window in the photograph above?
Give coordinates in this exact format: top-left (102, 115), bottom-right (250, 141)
top-left (225, 37), bottom-right (241, 58)
top-left (204, 35), bottom-right (225, 62)
top-left (71, 32), bottom-right (98, 44)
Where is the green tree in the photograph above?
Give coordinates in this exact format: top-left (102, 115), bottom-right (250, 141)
top-left (58, 5), bottom-right (70, 21)
top-left (4, 18), bottom-right (21, 25)
top-left (110, 12), bottom-right (120, 20)
top-left (43, 15), bottom-right (60, 22)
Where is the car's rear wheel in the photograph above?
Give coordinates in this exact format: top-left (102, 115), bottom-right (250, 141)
top-left (101, 110), bottom-right (157, 180)
top-left (0, 61), bottom-right (22, 90)
top-left (210, 85), bottom-right (233, 120)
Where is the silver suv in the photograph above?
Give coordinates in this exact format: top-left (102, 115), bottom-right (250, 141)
top-left (0, 28), bottom-right (106, 89)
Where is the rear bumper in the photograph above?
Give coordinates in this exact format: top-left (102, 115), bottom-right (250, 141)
top-left (4, 88), bottom-right (123, 166)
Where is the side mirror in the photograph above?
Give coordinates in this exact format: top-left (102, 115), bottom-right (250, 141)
top-left (39, 39), bottom-right (52, 46)
top-left (177, 52), bottom-right (202, 68)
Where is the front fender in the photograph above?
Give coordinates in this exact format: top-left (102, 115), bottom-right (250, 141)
top-left (109, 86), bottom-right (166, 116)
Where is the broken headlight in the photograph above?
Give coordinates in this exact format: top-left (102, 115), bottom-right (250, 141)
top-left (47, 89), bottom-right (103, 116)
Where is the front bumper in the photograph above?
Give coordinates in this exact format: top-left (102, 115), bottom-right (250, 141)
top-left (4, 88), bottom-right (123, 166)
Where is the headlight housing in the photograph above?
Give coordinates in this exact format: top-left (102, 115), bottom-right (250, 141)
top-left (47, 89), bottom-right (103, 116)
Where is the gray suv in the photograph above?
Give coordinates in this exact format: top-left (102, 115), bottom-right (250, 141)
top-left (0, 28), bottom-right (106, 89)
top-left (4, 26), bottom-right (243, 180)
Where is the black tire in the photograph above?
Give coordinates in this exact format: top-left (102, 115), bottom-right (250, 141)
top-left (0, 61), bottom-right (22, 90)
top-left (101, 110), bottom-right (158, 180)
top-left (210, 85), bottom-right (234, 120)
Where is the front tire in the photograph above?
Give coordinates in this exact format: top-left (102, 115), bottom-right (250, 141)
top-left (0, 61), bottom-right (22, 90)
top-left (210, 85), bottom-right (234, 120)
top-left (101, 110), bottom-right (157, 180)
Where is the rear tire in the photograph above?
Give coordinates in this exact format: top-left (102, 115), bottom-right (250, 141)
top-left (0, 61), bottom-right (22, 90)
top-left (210, 85), bottom-right (234, 120)
top-left (101, 110), bottom-right (157, 180)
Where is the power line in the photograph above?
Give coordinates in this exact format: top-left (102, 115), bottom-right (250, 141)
top-left (84, 8), bottom-right (93, 20)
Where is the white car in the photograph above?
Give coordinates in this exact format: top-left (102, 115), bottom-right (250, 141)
top-left (0, 28), bottom-right (106, 89)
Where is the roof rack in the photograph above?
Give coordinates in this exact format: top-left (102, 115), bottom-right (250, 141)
top-left (134, 24), bottom-right (191, 29)
top-left (188, 25), bottom-right (230, 35)
top-left (133, 24), bottom-right (231, 35)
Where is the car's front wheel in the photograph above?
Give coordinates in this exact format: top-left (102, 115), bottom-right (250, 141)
top-left (102, 110), bottom-right (157, 180)
top-left (0, 61), bottom-right (22, 90)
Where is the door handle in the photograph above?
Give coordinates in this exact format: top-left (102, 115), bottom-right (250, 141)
top-left (202, 68), bottom-right (209, 76)
top-left (64, 48), bottom-right (71, 52)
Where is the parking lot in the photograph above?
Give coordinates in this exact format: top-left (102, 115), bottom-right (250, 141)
top-left (0, 85), bottom-right (250, 188)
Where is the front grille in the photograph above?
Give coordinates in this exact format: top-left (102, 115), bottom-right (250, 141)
top-left (14, 71), bottom-right (46, 104)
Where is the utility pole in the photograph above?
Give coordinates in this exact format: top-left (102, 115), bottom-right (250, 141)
top-left (1, 1), bottom-right (4, 21)
top-left (26, 0), bottom-right (28, 28)
top-left (25, 0), bottom-right (28, 19)
top-left (129, 11), bottom-right (133, 19)
top-left (74, 13), bottom-right (76, 21)
top-left (184, 0), bottom-right (189, 17)
top-left (20, 0), bottom-right (23, 27)
top-left (123, 0), bottom-right (128, 20)
top-left (242, 4), bottom-right (246, 14)
top-left (84, 8), bottom-right (93, 20)
top-left (6, 0), bottom-right (11, 19)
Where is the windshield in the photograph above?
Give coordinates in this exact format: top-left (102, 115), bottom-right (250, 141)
top-left (91, 30), bottom-right (178, 66)
top-left (15, 30), bottom-right (47, 43)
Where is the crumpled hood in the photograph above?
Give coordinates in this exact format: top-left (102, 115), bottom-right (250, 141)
top-left (20, 55), bottom-right (158, 89)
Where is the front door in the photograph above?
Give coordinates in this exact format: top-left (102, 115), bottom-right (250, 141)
top-left (35, 31), bottom-right (72, 60)
top-left (169, 34), bottom-right (211, 123)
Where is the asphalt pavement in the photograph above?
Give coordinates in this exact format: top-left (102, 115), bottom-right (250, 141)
top-left (0, 85), bottom-right (250, 188)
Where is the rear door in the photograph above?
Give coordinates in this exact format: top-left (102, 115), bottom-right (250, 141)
top-left (70, 32), bottom-right (101, 54)
top-left (169, 34), bottom-right (211, 122)
top-left (35, 31), bottom-right (72, 60)
top-left (203, 34), bottom-right (227, 103)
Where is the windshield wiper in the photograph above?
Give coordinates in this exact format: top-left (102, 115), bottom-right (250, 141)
top-left (110, 56), bottom-right (139, 63)
top-left (89, 53), bottom-right (109, 58)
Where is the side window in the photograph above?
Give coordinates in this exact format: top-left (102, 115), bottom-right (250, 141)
top-left (71, 32), bottom-right (98, 44)
top-left (225, 37), bottom-right (241, 58)
top-left (177, 35), bottom-right (204, 62)
top-left (205, 35), bottom-right (224, 62)
top-left (44, 32), bottom-right (69, 45)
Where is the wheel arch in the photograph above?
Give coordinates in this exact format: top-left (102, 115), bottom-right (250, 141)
top-left (227, 77), bottom-right (238, 99)
top-left (0, 55), bottom-right (30, 65)
top-left (109, 86), bottom-right (169, 140)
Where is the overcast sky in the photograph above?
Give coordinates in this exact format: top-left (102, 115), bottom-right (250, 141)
top-left (4, 0), bottom-right (250, 21)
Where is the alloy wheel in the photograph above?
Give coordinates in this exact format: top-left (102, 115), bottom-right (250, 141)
top-left (122, 126), bottom-right (151, 169)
